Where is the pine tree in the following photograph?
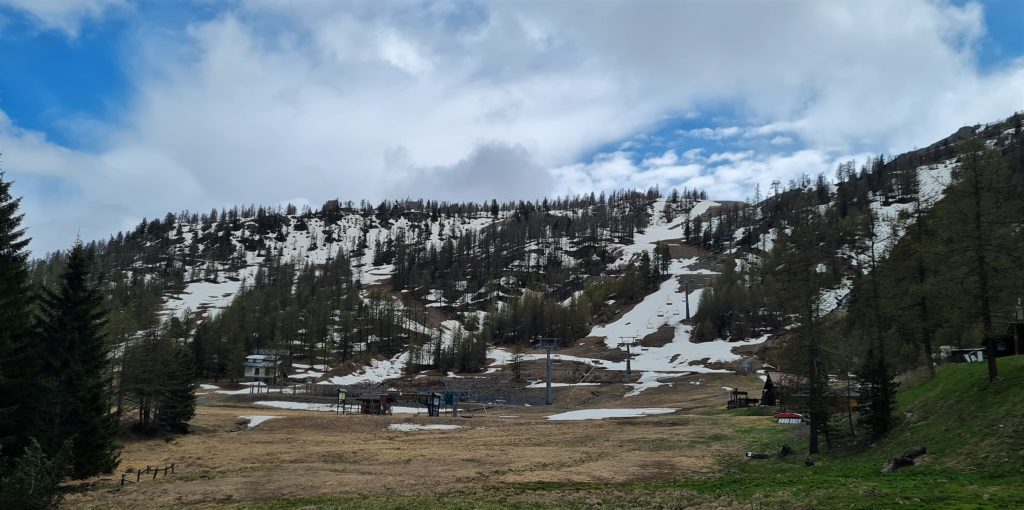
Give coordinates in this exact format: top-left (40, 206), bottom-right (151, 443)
top-left (35, 243), bottom-right (120, 478)
top-left (857, 347), bottom-right (898, 439)
top-left (509, 344), bottom-right (526, 382)
top-left (0, 172), bottom-right (40, 458)
top-left (155, 346), bottom-right (197, 433)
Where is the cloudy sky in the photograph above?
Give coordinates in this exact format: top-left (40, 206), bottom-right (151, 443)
top-left (1, 0), bottom-right (1022, 254)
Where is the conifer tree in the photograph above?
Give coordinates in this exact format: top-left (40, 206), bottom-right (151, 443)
top-left (857, 347), bottom-right (898, 439)
top-left (0, 172), bottom-right (40, 457)
top-left (120, 329), bottom-right (197, 433)
top-left (35, 243), bottom-right (120, 478)
top-left (773, 197), bottom-right (831, 454)
top-left (933, 139), bottom-right (1020, 382)
top-left (156, 346), bottom-right (197, 433)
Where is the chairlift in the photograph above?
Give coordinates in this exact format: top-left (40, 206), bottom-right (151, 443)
top-left (672, 307), bottom-right (681, 316)
top-left (646, 321), bottom-right (655, 329)
top-left (656, 309), bottom-right (665, 318)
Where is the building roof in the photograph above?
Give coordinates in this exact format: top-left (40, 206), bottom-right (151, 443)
top-left (245, 353), bottom-right (282, 368)
top-left (765, 372), bottom-right (806, 387)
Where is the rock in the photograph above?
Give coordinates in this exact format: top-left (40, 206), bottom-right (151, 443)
top-left (779, 444), bottom-right (795, 458)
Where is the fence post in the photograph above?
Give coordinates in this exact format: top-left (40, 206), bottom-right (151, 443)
top-left (120, 473), bottom-right (127, 486)
top-left (170, 463), bottom-right (176, 474)
top-left (136, 470), bottom-right (141, 483)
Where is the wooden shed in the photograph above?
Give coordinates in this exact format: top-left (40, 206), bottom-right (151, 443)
top-left (761, 372), bottom-right (805, 407)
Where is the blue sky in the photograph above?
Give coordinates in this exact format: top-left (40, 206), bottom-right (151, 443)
top-left (0, 0), bottom-right (1022, 253)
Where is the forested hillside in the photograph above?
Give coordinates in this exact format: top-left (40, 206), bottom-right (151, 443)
top-left (26, 113), bottom-right (1024, 402)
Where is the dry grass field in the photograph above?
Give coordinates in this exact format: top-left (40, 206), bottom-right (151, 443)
top-left (63, 372), bottom-right (768, 509)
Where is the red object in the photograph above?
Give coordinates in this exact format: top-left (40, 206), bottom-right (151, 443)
top-left (773, 412), bottom-right (802, 419)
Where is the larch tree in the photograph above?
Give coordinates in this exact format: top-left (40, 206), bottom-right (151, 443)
top-left (935, 139), bottom-right (1019, 382)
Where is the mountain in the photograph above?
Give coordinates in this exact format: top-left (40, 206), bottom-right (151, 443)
top-left (28, 113), bottom-right (1024, 390)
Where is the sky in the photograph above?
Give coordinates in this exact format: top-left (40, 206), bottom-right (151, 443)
top-left (0, 0), bottom-right (1022, 254)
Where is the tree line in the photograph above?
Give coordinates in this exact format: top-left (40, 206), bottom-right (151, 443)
top-left (693, 117), bottom-right (1023, 451)
top-left (1, 174), bottom-right (196, 508)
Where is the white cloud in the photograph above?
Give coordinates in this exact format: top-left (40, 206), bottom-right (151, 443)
top-left (3, 0), bottom-right (1023, 252)
top-left (708, 151), bottom-right (754, 164)
top-left (642, 150), bottom-right (679, 167)
top-left (680, 126), bottom-right (744, 140)
top-left (0, 0), bottom-right (128, 37)
top-left (681, 148), bottom-right (705, 162)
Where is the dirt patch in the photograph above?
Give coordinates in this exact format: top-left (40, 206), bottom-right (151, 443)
top-left (667, 243), bottom-right (710, 259)
top-left (641, 325), bottom-right (675, 348)
top-left (560, 337), bottom-right (627, 362)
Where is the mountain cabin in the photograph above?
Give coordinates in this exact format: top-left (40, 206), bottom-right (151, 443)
top-left (244, 353), bottom-right (285, 386)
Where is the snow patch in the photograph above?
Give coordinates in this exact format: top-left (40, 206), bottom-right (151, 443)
top-left (388, 424), bottom-right (463, 432)
top-left (546, 408), bottom-right (678, 421)
top-left (239, 415), bottom-right (280, 429)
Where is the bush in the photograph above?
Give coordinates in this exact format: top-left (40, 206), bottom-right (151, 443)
top-left (0, 438), bottom-right (72, 509)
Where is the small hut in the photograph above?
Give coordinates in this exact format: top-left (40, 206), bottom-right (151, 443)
top-left (761, 372), bottom-right (805, 407)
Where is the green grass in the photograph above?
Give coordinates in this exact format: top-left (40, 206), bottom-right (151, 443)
top-left (199, 357), bottom-right (1024, 509)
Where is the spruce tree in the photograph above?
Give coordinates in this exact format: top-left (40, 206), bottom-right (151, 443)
top-left (857, 347), bottom-right (898, 439)
top-left (35, 243), bottom-right (120, 478)
top-left (155, 345), bottom-right (197, 433)
top-left (0, 172), bottom-right (39, 457)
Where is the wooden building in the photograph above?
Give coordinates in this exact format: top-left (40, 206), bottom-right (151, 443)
top-left (761, 371), bottom-right (860, 413)
top-left (761, 372), bottom-right (805, 407)
top-left (727, 389), bottom-right (760, 409)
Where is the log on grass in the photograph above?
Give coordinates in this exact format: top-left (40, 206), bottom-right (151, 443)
top-left (882, 445), bottom-right (927, 473)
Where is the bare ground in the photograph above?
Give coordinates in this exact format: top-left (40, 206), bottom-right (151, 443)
top-left (64, 373), bottom-right (769, 509)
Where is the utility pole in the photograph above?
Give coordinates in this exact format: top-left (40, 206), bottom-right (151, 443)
top-left (617, 337), bottom-right (640, 376)
top-left (535, 337), bottom-right (560, 405)
top-left (684, 279), bottom-right (690, 320)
